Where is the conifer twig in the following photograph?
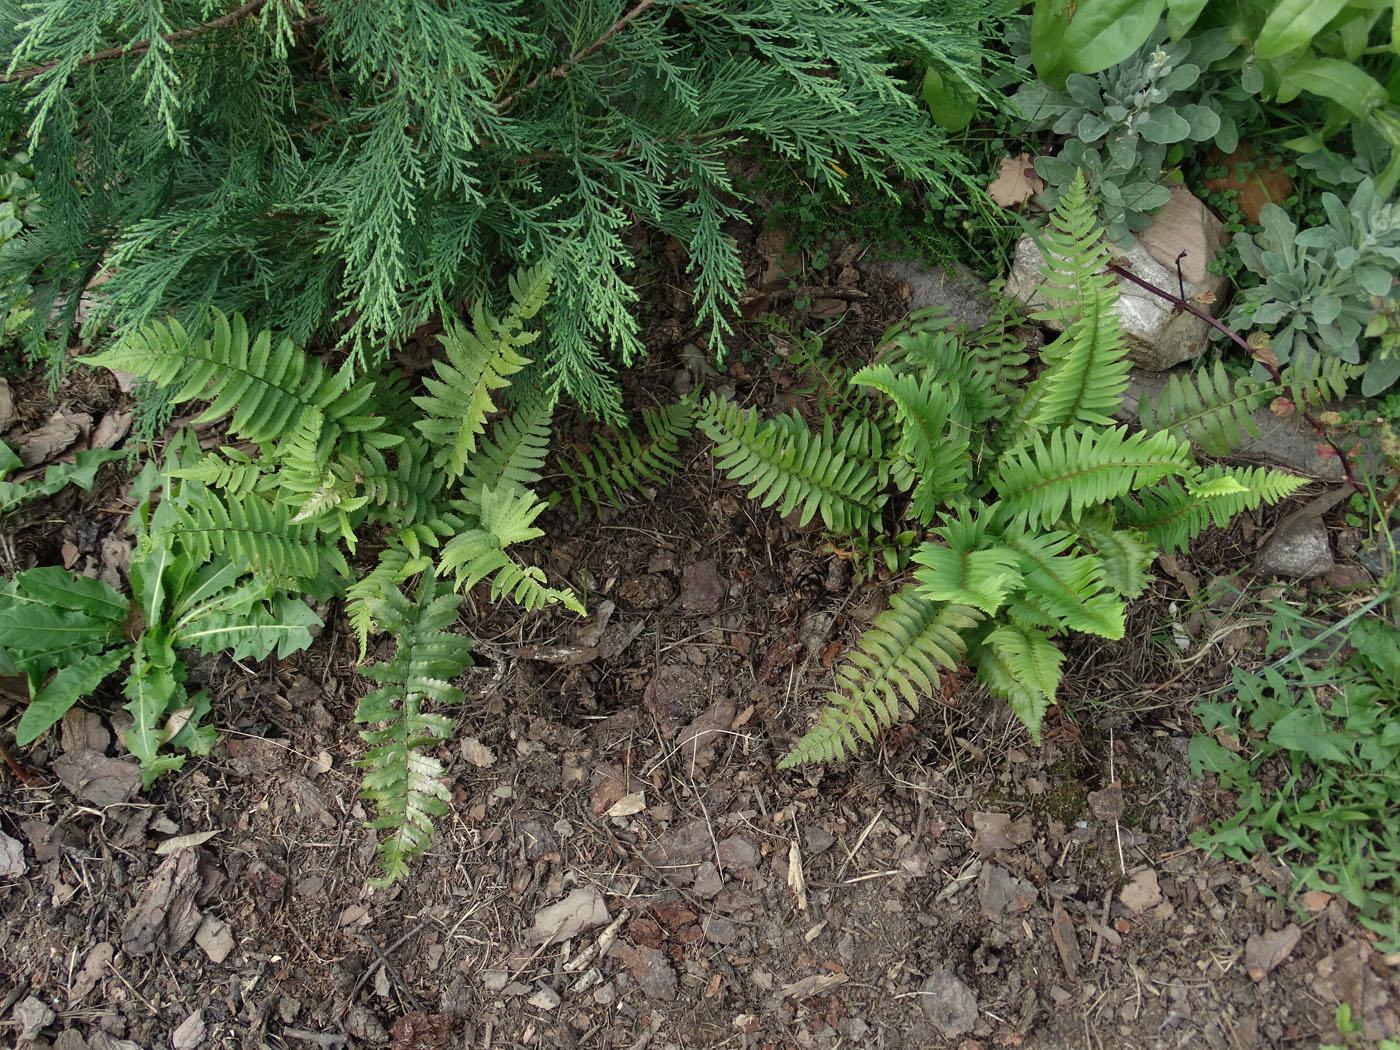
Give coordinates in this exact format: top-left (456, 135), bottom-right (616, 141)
top-left (3, 0), bottom-right (270, 84)
top-left (497, 0), bottom-right (659, 112)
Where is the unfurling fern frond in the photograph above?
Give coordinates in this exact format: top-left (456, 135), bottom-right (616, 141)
top-left (557, 395), bottom-right (696, 516)
top-left (699, 394), bottom-right (883, 534)
top-left (779, 588), bottom-right (980, 767)
top-left (1115, 466), bottom-right (1308, 553)
top-left (84, 310), bottom-right (381, 446)
top-left (414, 265), bottom-right (551, 482)
top-left (355, 576), bottom-right (473, 887)
top-left (993, 426), bottom-right (1192, 529)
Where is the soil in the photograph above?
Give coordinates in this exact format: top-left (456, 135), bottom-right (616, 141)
top-left (2, 220), bottom-right (1399, 1050)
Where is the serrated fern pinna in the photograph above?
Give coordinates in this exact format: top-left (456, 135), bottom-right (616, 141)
top-left (701, 173), bottom-right (1317, 767)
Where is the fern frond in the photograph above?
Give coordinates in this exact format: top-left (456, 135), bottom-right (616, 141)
top-left (1116, 466), bottom-right (1308, 553)
top-left (413, 265), bottom-right (551, 481)
top-left (172, 485), bottom-right (348, 587)
top-left (1026, 173), bottom-right (1131, 430)
top-left (355, 577), bottom-right (473, 887)
top-left (1141, 357), bottom-right (1361, 457)
top-left (557, 395), bottom-right (696, 517)
top-left (1073, 511), bottom-right (1155, 599)
top-left (167, 447), bottom-right (267, 496)
top-left (913, 505), bottom-right (1024, 615)
top-left (851, 363), bottom-right (970, 519)
top-left (84, 310), bottom-right (378, 446)
top-left (974, 622), bottom-right (1063, 743)
top-left (467, 390), bottom-right (558, 494)
top-left (436, 485), bottom-right (584, 613)
top-left (698, 393), bottom-right (883, 534)
top-left (993, 425), bottom-right (1193, 529)
top-left (779, 589), bottom-right (980, 768)
top-left (875, 321), bottom-right (1000, 427)
top-left (1005, 527), bottom-right (1124, 639)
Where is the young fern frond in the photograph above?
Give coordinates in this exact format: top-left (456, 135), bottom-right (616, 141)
top-left (1005, 527), bottom-right (1125, 639)
top-left (1073, 511), bottom-right (1155, 599)
top-left (992, 425), bottom-right (1193, 529)
top-left (974, 622), bottom-right (1064, 743)
top-left (414, 265), bottom-right (551, 482)
top-left (779, 588), bottom-right (980, 768)
top-left (437, 485), bottom-right (584, 613)
top-left (557, 395), bottom-right (696, 517)
top-left (699, 394), bottom-right (883, 534)
top-left (850, 364), bottom-right (970, 519)
top-left (355, 577), bottom-right (473, 887)
top-left (167, 447), bottom-right (266, 496)
top-left (467, 391), bottom-right (558, 494)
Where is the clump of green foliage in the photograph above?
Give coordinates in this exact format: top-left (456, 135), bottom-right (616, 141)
top-left (700, 173), bottom-right (1330, 765)
top-left (1223, 179), bottom-right (1400, 395)
top-left (2, 266), bottom-right (696, 883)
top-left (1191, 595), bottom-right (1400, 953)
top-left (0, 0), bottom-right (997, 417)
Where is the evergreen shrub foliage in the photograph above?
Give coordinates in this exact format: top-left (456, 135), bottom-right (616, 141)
top-left (0, 0), bottom-right (995, 416)
top-left (700, 173), bottom-right (1326, 767)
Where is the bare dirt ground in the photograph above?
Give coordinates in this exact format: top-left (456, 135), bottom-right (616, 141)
top-left (2, 222), bottom-right (1399, 1050)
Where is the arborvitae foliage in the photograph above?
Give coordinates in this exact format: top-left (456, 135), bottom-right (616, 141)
top-left (0, 0), bottom-right (997, 416)
top-left (700, 174), bottom-right (1326, 765)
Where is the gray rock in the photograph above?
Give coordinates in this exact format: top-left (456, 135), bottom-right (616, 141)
top-left (879, 258), bottom-right (991, 328)
top-left (919, 968), bottom-right (979, 1037)
top-left (1255, 491), bottom-right (1347, 579)
top-left (1007, 186), bottom-right (1229, 371)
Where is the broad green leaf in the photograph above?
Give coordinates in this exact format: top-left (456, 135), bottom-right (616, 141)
top-left (1031, 0), bottom-right (1165, 87)
top-left (922, 68), bottom-right (976, 132)
top-left (15, 647), bottom-right (129, 745)
top-left (122, 637), bottom-right (183, 786)
top-left (1255, 0), bottom-right (1352, 58)
top-left (1167, 0), bottom-right (1212, 38)
top-left (1276, 58), bottom-right (1388, 117)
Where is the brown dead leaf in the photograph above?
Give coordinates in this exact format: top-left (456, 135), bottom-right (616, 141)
top-left (1300, 890), bottom-right (1332, 912)
top-left (971, 811), bottom-right (1034, 854)
top-left (1270, 396), bottom-right (1296, 418)
top-left (61, 540), bottom-right (81, 569)
top-left (675, 695), bottom-right (737, 777)
top-left (389, 1012), bottom-right (452, 1050)
top-left (1088, 783), bottom-right (1125, 822)
top-left (16, 409), bottom-right (92, 466)
top-left (1050, 902), bottom-right (1081, 981)
top-left (1119, 868), bottom-right (1162, 914)
top-left (90, 410), bottom-right (132, 450)
top-left (1245, 923), bottom-right (1302, 980)
top-left (51, 749), bottom-right (141, 807)
top-left (988, 153), bottom-right (1044, 208)
top-left (120, 847), bottom-right (204, 956)
top-left (526, 887), bottom-right (611, 946)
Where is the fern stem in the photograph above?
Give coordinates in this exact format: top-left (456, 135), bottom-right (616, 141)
top-left (1106, 260), bottom-right (1361, 491)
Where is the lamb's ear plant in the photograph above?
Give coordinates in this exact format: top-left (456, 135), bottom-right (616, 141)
top-left (701, 172), bottom-right (1318, 766)
top-left (1223, 178), bottom-right (1400, 395)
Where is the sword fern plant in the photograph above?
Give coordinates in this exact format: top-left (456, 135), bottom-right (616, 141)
top-left (700, 173), bottom-right (1327, 766)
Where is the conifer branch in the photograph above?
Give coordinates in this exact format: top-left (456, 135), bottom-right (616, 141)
top-left (497, 0), bottom-right (659, 112)
top-left (4, 0), bottom-right (271, 84)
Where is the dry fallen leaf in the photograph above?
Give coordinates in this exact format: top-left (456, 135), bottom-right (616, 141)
top-left (1245, 923), bottom-right (1302, 980)
top-left (1270, 396), bottom-right (1296, 418)
top-left (16, 409), bottom-right (91, 466)
top-left (988, 153), bottom-right (1044, 208)
top-left (971, 811), bottom-right (1034, 853)
top-left (527, 886), bottom-right (611, 945)
top-left (1119, 868), bottom-right (1162, 914)
top-left (0, 378), bottom-right (16, 431)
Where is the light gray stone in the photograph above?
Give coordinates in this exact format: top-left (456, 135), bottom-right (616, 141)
top-left (919, 969), bottom-right (979, 1037)
top-left (1254, 490), bottom-right (1347, 579)
top-left (879, 258), bottom-right (991, 328)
